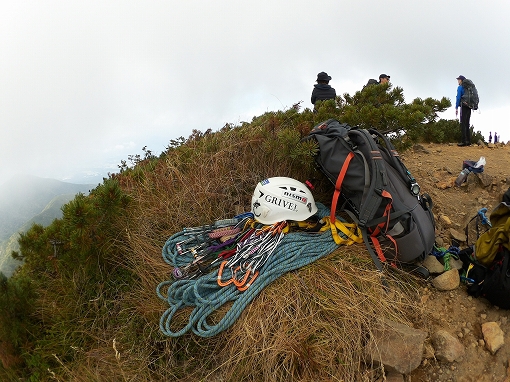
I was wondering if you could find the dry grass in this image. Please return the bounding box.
[209,249,423,382]
[114,228,425,382]
[56,115,428,381]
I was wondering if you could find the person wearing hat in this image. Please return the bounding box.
[378,74,390,84]
[455,75,471,146]
[362,74,389,89]
[311,72,336,111]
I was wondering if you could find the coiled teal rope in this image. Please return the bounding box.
[157,203,343,338]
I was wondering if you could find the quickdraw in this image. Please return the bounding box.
[169,212,360,291]
[171,213,254,280]
[217,221,286,291]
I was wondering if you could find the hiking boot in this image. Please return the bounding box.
[457,142,469,147]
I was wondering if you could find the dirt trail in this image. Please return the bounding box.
[401,142,510,381]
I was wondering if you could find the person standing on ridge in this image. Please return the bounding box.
[455,75,472,146]
[489,131,492,143]
[363,74,390,89]
[311,72,336,111]
[378,74,390,84]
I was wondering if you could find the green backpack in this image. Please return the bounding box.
[474,200,510,266]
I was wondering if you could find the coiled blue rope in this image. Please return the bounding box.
[156,203,343,338]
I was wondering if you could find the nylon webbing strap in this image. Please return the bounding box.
[330,151,355,223]
[321,216,363,246]
[359,228,381,270]
[369,235,387,263]
[370,189,393,237]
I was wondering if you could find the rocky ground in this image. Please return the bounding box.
[395,141,510,382]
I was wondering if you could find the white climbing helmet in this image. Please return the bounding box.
[251,177,318,224]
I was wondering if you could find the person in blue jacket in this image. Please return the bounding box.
[311,72,336,111]
[455,75,471,146]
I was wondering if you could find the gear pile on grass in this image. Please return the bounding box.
[119,122,430,381]
[156,191,363,338]
[153,176,426,380]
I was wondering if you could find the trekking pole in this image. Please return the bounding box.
[478,208,492,227]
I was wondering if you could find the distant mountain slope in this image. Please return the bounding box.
[0,193,85,277]
[0,176,95,276]
[0,175,94,241]
[0,233,22,277]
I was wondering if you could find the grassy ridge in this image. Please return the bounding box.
[0,94,457,381]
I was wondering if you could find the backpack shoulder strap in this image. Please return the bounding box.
[329,151,355,222]
[324,129,387,275]
[368,128,418,194]
[349,129,388,227]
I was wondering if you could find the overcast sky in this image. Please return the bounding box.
[1,1,509,186]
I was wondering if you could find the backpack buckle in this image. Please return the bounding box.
[410,182,420,196]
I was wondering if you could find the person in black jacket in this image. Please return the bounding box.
[311,72,336,111]
[378,73,390,84]
[365,78,379,87]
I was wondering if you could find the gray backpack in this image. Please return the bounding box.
[305,119,435,276]
[462,79,479,110]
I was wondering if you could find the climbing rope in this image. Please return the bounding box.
[431,244,461,271]
[156,203,360,338]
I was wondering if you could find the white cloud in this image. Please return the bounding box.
[1,0,509,184]
[109,142,135,152]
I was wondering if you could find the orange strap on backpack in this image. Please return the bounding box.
[330,152,355,223]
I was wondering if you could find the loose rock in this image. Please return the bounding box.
[481,321,505,355]
[423,255,445,274]
[385,370,404,382]
[431,330,465,362]
[448,257,464,271]
[432,269,460,291]
[439,214,452,226]
[449,228,467,243]
[365,318,427,375]
[476,172,494,188]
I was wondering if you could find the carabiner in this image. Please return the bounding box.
[232,267,251,288]
[217,261,235,287]
[237,271,259,292]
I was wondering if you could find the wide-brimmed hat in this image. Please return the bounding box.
[317,72,332,82]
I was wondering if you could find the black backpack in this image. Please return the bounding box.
[459,246,510,309]
[461,79,479,110]
[364,79,379,88]
[304,119,436,275]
